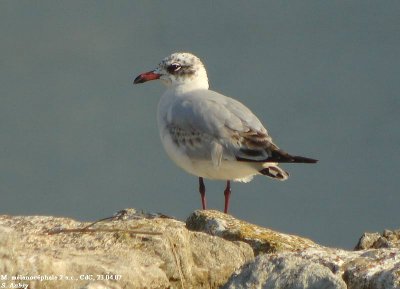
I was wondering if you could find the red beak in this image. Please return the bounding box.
[133,71,161,84]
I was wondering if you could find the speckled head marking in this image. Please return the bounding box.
[156,52,209,88]
[134,52,209,90]
[160,53,200,76]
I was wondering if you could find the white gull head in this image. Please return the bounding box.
[134,52,209,90]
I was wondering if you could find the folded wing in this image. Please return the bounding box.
[166,89,317,164]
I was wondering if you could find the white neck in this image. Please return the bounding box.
[164,67,209,94]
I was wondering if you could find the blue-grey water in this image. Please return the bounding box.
[1,1,399,249]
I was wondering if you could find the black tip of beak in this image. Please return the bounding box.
[133,75,145,84]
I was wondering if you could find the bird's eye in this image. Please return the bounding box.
[167,63,182,74]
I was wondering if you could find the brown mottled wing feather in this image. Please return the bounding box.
[226,126,279,162]
[231,128,317,163]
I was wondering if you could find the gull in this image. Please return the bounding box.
[133,52,317,213]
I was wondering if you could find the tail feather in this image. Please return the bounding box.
[259,165,289,181]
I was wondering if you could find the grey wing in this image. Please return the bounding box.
[167,89,279,163]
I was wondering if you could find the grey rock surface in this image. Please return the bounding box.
[222,254,347,289]
[221,246,400,289]
[342,249,400,289]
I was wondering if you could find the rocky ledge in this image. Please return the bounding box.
[0,209,399,289]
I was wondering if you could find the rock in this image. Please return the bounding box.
[355,229,400,250]
[222,254,347,289]
[187,211,400,289]
[342,249,400,289]
[186,210,318,255]
[0,224,21,274]
[355,232,382,250]
[1,209,399,289]
[0,209,253,289]
[222,245,400,289]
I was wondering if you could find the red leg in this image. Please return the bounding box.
[224,180,231,213]
[199,177,206,210]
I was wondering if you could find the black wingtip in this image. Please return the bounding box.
[292,156,318,163]
[266,149,318,163]
[265,156,318,163]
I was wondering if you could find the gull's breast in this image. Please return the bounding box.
[159,126,258,182]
